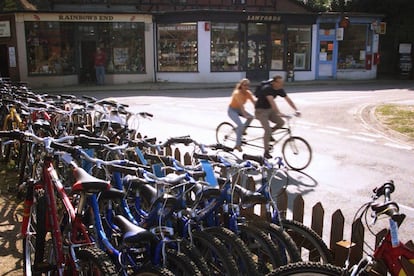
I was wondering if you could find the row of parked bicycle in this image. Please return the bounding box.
[1,80,411,276]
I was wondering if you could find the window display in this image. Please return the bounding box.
[25,21,146,76]
[286,26,311,70]
[157,23,198,72]
[338,24,368,69]
[26,22,76,75]
[211,23,241,72]
[108,22,146,73]
[270,24,285,70]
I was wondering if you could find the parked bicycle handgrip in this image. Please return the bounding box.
[144,153,174,165]
[193,152,221,163]
[165,136,193,146]
[371,201,405,226]
[210,143,234,152]
[50,141,78,156]
[242,154,265,165]
[373,180,395,200]
[74,135,109,146]
[107,163,141,176]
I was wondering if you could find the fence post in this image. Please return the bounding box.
[292,195,304,223]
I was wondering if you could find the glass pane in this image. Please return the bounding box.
[211,23,240,72]
[286,25,311,70]
[109,22,146,73]
[270,24,284,70]
[338,24,367,69]
[157,23,198,72]
[247,23,267,70]
[319,41,333,61]
[26,22,75,75]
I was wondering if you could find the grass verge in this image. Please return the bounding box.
[375,104,414,139]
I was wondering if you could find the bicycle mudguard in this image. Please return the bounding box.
[200,159,218,187]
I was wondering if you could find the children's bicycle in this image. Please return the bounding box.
[216,114,312,170]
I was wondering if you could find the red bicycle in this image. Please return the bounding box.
[0,130,118,275]
[267,180,414,276]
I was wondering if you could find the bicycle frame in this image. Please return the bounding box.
[349,221,414,276]
[21,155,97,274]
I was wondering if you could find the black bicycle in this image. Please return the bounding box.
[216,114,312,170]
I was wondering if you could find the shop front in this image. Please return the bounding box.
[316,14,383,80]
[14,13,153,87]
[155,11,316,83]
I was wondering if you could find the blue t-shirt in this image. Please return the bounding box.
[255,84,287,109]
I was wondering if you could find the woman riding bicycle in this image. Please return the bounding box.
[227,78,256,152]
[255,75,300,159]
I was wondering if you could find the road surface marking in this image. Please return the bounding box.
[347,135,376,143]
[383,143,413,150]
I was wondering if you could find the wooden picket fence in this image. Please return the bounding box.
[158,145,412,270]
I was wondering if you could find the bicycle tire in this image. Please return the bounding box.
[215,122,237,149]
[72,246,118,275]
[180,239,211,276]
[267,261,343,276]
[190,230,239,275]
[163,248,202,276]
[248,220,302,264]
[281,136,312,171]
[133,266,175,275]
[281,219,334,264]
[237,223,284,274]
[204,226,259,276]
[23,188,60,275]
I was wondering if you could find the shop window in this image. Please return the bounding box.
[211,23,241,72]
[338,24,368,69]
[25,21,146,76]
[319,41,334,61]
[286,26,311,71]
[25,22,76,75]
[157,23,198,72]
[108,22,146,73]
[270,24,284,70]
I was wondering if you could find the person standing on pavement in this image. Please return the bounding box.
[255,75,300,158]
[228,78,256,152]
[94,47,107,85]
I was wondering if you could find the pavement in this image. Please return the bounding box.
[32,77,414,95]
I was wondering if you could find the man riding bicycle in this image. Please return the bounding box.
[255,75,300,159]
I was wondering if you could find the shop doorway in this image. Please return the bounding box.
[317,40,335,79]
[79,41,97,84]
[0,45,9,78]
[246,23,269,82]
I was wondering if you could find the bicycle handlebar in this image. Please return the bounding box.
[370,180,405,225]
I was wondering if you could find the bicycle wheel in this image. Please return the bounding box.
[248,220,302,264]
[267,262,342,276]
[180,239,211,276]
[204,226,259,276]
[281,136,312,171]
[216,122,237,149]
[73,246,118,275]
[281,219,334,264]
[163,248,202,276]
[237,224,283,274]
[23,188,57,275]
[190,230,239,275]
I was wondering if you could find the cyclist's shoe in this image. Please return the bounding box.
[234,145,243,152]
[264,151,272,159]
[270,136,276,142]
